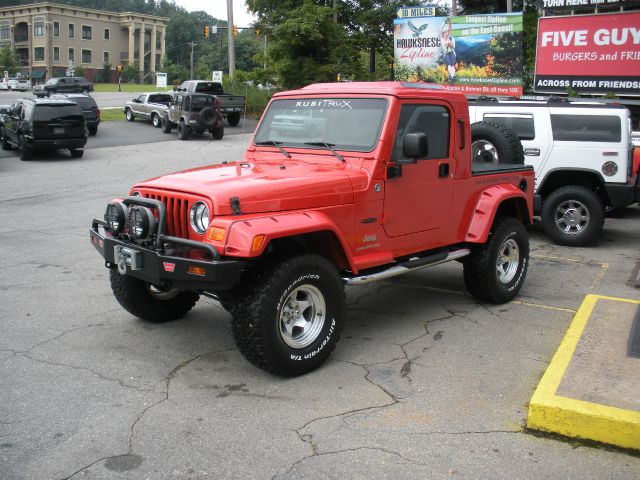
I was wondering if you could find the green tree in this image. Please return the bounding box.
[0,46,17,75]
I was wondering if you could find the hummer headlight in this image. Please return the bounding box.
[129,206,156,240]
[104,202,128,234]
[190,201,210,234]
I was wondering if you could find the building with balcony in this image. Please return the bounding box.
[0,2,168,82]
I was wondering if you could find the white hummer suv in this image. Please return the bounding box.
[469,98,638,246]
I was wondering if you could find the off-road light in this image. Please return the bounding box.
[104,202,128,234]
[129,206,156,240]
[602,161,618,177]
[190,201,210,234]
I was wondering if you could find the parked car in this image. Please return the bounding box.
[32,77,93,97]
[174,80,244,126]
[161,92,224,140]
[468,97,638,246]
[0,77,29,91]
[51,93,100,135]
[0,97,87,160]
[123,92,173,127]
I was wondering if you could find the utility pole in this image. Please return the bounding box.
[227,0,235,78]
[333,0,337,23]
[188,41,197,79]
[451,0,457,15]
[507,0,513,12]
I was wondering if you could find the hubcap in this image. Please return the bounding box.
[279,284,326,349]
[554,200,590,235]
[496,238,520,284]
[472,140,499,163]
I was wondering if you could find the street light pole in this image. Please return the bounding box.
[188,41,197,79]
[227,0,235,78]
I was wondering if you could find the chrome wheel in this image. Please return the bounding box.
[279,284,326,349]
[554,199,590,236]
[472,139,499,163]
[496,238,519,284]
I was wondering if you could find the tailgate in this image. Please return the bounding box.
[217,95,244,109]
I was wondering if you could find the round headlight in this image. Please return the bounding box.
[104,202,128,234]
[129,206,156,239]
[190,201,210,234]
[602,161,618,177]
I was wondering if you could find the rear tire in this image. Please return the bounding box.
[125,109,135,122]
[227,112,241,127]
[232,254,346,376]
[211,125,224,140]
[18,135,32,161]
[541,186,604,247]
[87,125,98,136]
[0,127,11,150]
[463,216,529,304]
[177,120,189,140]
[109,269,200,323]
[471,121,524,165]
[70,149,84,158]
[151,113,161,128]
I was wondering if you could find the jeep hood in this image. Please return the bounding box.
[135,160,355,215]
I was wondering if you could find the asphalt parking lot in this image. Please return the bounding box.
[1,134,640,480]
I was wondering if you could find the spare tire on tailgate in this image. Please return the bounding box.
[471,121,524,165]
[198,107,217,130]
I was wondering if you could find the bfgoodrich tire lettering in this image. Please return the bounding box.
[231,254,346,376]
[463,216,529,304]
[109,269,199,323]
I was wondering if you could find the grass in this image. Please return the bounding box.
[93,83,171,93]
[99,107,125,121]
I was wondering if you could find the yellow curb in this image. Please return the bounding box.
[527,294,640,451]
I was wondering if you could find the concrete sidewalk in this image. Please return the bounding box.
[528,294,640,451]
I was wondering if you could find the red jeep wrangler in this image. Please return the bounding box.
[90,82,534,376]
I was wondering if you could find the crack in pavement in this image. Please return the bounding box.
[61,347,235,480]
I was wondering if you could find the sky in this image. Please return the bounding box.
[172,0,257,27]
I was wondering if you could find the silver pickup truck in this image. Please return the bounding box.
[123,92,174,127]
[174,80,245,126]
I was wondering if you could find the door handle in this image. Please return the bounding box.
[524,148,540,156]
[439,163,449,178]
[602,151,618,157]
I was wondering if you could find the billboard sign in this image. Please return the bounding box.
[536,0,640,13]
[393,13,523,96]
[534,12,640,95]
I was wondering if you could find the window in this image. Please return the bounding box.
[82,49,91,64]
[68,47,74,63]
[392,104,450,161]
[0,22,9,41]
[103,51,110,64]
[484,114,536,141]
[68,23,75,39]
[34,47,44,62]
[34,18,44,37]
[82,25,92,40]
[53,21,59,37]
[53,46,60,62]
[551,114,622,143]
[104,28,110,40]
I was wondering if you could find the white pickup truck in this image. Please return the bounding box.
[0,77,29,91]
[469,97,638,246]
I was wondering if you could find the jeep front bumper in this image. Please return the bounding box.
[90,219,243,292]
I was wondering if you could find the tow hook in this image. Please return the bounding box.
[114,245,142,275]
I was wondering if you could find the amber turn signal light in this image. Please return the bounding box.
[207,226,225,242]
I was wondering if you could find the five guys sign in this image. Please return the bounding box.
[534,12,640,95]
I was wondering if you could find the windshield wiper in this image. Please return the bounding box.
[303,142,345,162]
[254,140,291,158]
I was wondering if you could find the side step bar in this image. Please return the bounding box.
[344,248,471,286]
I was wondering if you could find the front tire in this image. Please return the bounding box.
[541,186,604,246]
[0,127,11,150]
[109,269,200,323]
[232,254,346,376]
[125,109,135,122]
[471,121,524,165]
[463,216,529,304]
[161,116,173,133]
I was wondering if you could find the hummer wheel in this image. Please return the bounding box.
[232,254,346,376]
[109,269,199,323]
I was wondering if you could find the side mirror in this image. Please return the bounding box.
[399,133,428,164]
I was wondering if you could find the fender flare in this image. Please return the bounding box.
[215,210,355,270]
[465,184,531,244]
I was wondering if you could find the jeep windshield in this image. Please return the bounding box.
[254,98,387,152]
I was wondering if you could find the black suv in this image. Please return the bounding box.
[51,93,100,135]
[0,98,87,160]
[32,77,94,97]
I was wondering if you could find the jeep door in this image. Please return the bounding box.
[383,102,455,237]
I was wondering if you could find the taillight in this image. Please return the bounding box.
[96,108,101,119]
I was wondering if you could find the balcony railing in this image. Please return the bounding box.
[14,34,28,42]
